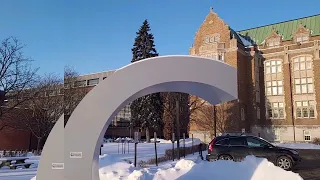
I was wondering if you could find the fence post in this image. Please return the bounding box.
[199,143,203,160]
[154,132,158,166]
[183,133,186,158]
[118,141,120,154]
[134,142,138,167]
[122,142,124,154]
[192,134,194,155]
[172,133,175,161]
[128,141,130,154]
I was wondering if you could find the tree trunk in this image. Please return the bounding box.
[36,137,42,154]
[146,127,150,143]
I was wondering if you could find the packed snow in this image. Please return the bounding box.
[1,138,316,180]
[31,153,302,180]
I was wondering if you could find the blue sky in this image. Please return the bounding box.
[1,0,319,76]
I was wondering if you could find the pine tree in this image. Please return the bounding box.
[130,19,163,143]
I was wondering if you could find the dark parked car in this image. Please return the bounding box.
[206,135,302,170]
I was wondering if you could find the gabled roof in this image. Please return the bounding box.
[230,28,253,47]
[237,14,320,45]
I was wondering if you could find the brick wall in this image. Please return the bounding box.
[189,9,320,142]
[0,124,37,150]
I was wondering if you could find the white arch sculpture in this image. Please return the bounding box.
[36,55,238,180]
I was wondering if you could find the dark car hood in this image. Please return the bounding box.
[274,146,296,151]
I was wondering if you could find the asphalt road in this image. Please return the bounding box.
[293,149,320,180]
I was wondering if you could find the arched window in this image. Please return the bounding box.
[295,101,315,119]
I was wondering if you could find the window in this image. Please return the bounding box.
[273,129,280,141]
[257,107,260,119]
[48,90,56,96]
[58,89,64,95]
[294,78,313,94]
[74,80,86,87]
[265,60,282,74]
[218,43,225,49]
[296,35,309,43]
[229,137,246,146]
[293,56,312,71]
[303,130,311,141]
[266,80,283,96]
[246,137,269,147]
[215,138,229,146]
[267,102,284,119]
[241,128,245,133]
[87,78,99,86]
[267,38,280,47]
[296,101,315,118]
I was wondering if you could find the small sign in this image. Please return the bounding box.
[52,163,64,169]
[70,152,82,158]
[134,132,141,142]
[242,128,246,133]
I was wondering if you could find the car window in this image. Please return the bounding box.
[229,137,246,146]
[246,137,268,147]
[215,138,229,146]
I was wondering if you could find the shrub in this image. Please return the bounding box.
[313,137,320,145]
[138,160,147,168]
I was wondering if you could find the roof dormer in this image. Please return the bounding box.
[264,28,282,48]
[293,23,311,43]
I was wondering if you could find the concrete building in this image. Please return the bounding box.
[189,8,320,143]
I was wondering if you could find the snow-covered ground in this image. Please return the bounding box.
[1,139,318,180]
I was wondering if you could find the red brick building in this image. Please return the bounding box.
[189,8,320,143]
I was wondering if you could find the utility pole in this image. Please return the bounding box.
[214,105,217,137]
[176,99,180,160]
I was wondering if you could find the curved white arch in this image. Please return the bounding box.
[36,115,64,180]
[37,55,238,180]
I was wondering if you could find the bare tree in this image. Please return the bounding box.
[63,66,88,126]
[162,92,191,140]
[0,37,38,120]
[190,100,237,138]
[20,74,64,151]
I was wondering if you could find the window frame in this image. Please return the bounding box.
[294,77,314,94]
[266,80,283,96]
[245,137,273,148]
[303,130,311,142]
[267,102,285,119]
[87,78,99,86]
[265,60,282,75]
[228,137,247,147]
[295,100,316,119]
[292,55,313,72]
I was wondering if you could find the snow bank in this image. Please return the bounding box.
[154,156,302,180]
[274,143,320,149]
[30,155,302,180]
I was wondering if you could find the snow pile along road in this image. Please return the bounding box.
[30,154,303,180]
[153,156,302,180]
[97,155,302,180]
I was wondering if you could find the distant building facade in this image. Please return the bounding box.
[189,8,320,143]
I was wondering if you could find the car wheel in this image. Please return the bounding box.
[276,156,292,170]
[218,155,233,161]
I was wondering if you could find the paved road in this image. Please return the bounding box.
[293,149,320,180]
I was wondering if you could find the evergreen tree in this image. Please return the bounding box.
[130,20,163,143]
